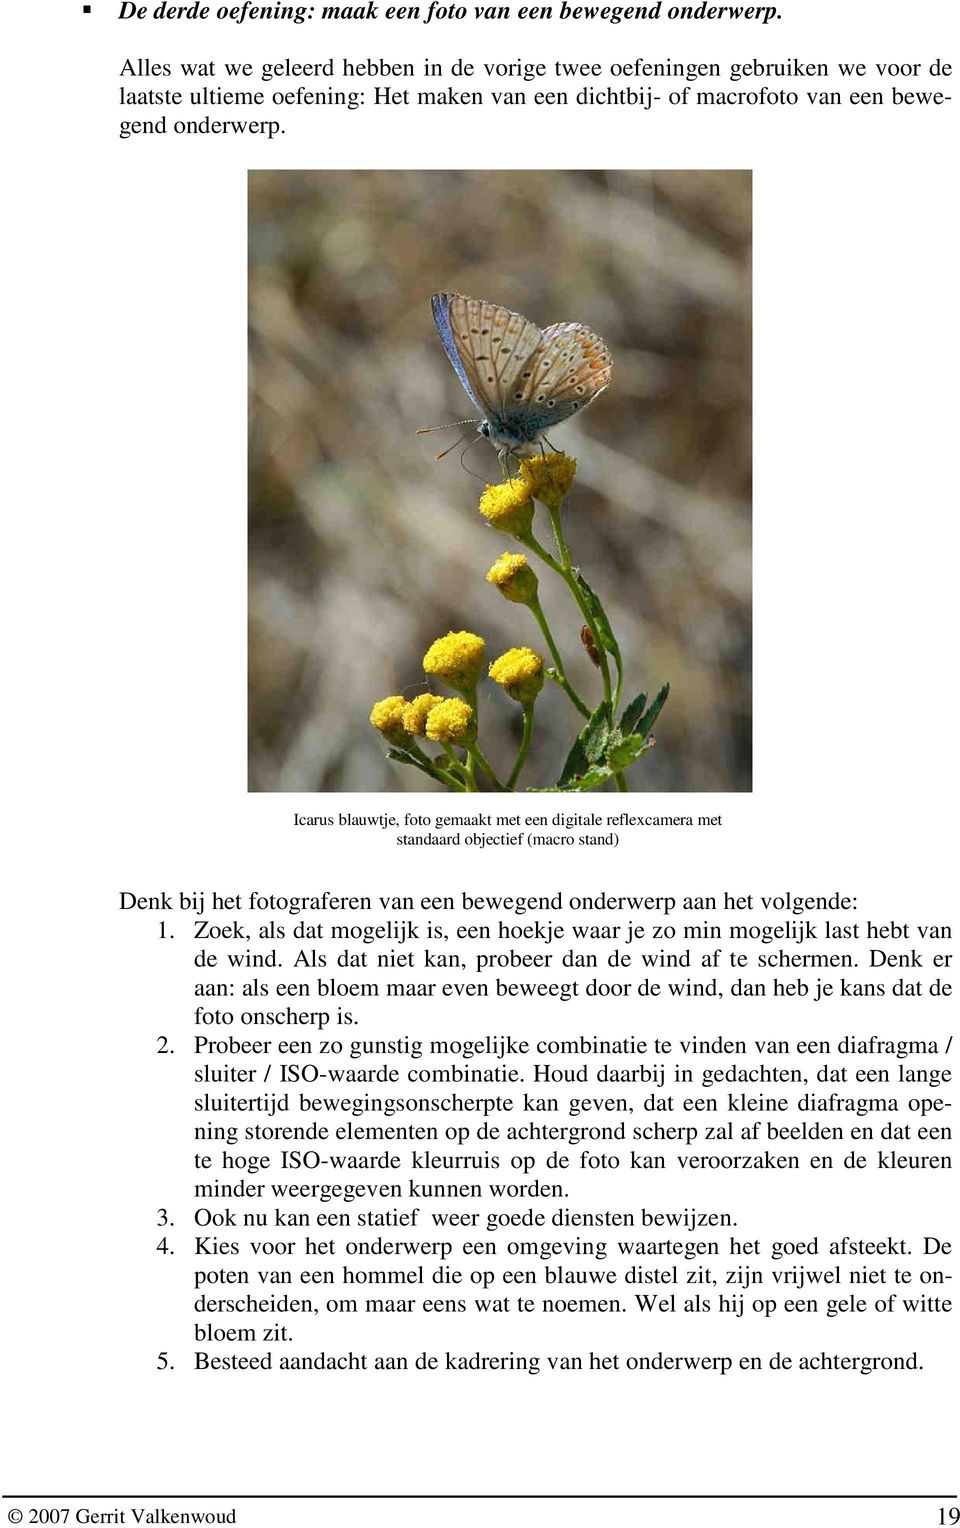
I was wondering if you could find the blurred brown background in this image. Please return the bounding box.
[249,169,751,793]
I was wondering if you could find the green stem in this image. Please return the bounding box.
[395,740,466,791]
[440,757,472,789]
[522,527,610,699]
[429,763,469,791]
[507,705,535,790]
[415,746,464,790]
[519,528,565,578]
[469,742,504,791]
[441,742,475,791]
[528,511,628,794]
[528,597,590,720]
[546,506,614,708]
[462,684,481,789]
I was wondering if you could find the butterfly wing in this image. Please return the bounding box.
[508,322,613,428]
[430,293,483,412]
[431,293,543,418]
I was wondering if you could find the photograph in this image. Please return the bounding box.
[248,168,752,793]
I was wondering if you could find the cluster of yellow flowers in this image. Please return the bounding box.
[369,619,544,788]
[477,454,578,534]
[369,447,665,793]
[369,691,476,745]
[369,455,586,790]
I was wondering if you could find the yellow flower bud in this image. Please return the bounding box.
[369,696,409,740]
[425,697,476,745]
[401,693,445,736]
[423,630,486,692]
[478,476,535,537]
[489,646,545,705]
[520,452,577,511]
[485,552,539,606]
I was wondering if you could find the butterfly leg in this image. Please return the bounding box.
[458,434,488,480]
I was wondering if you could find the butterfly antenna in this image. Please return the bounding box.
[416,419,478,436]
[434,432,472,462]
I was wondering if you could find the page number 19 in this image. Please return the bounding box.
[937,1510,960,1525]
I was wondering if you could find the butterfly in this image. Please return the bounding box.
[426,292,612,466]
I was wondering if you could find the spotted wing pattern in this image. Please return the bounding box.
[433,294,544,418]
[511,322,613,427]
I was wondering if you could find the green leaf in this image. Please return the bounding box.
[634,682,670,741]
[386,747,444,783]
[558,701,612,787]
[529,765,613,793]
[606,733,655,771]
[574,570,623,692]
[619,690,647,736]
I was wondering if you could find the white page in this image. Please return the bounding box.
[3,3,958,1526]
